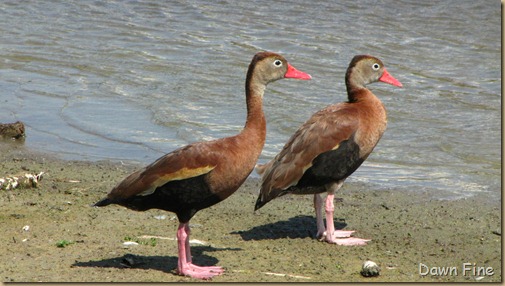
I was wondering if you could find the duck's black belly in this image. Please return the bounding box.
[289,138,364,194]
[115,173,221,223]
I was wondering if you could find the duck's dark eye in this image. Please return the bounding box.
[273,60,283,67]
[372,63,380,71]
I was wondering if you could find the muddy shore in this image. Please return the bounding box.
[0,143,501,282]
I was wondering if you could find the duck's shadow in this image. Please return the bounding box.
[72,245,238,274]
[231,215,347,241]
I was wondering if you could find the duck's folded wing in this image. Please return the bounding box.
[259,106,358,201]
[107,143,218,200]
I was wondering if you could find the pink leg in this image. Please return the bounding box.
[321,182,371,246]
[176,222,224,279]
[314,193,325,239]
[184,223,191,262]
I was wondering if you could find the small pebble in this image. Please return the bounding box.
[361,260,380,277]
[121,255,135,268]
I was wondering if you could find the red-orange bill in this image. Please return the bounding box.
[379,69,402,87]
[285,64,312,80]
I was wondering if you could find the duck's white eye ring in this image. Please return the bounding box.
[273,59,283,67]
[372,63,380,70]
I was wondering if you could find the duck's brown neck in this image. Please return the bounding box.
[345,73,387,124]
[346,87,369,103]
[242,77,266,142]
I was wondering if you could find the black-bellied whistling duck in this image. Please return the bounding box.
[93,51,311,279]
[255,55,402,246]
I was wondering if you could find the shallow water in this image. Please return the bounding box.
[0,0,500,200]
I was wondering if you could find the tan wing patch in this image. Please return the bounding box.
[138,165,215,196]
[285,161,313,187]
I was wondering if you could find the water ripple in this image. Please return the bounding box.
[0,0,499,200]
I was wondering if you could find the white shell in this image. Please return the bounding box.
[361,260,380,277]
[123,241,139,246]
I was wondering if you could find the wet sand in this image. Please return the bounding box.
[0,143,501,282]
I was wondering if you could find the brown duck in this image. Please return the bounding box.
[255,55,402,245]
[94,51,311,279]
